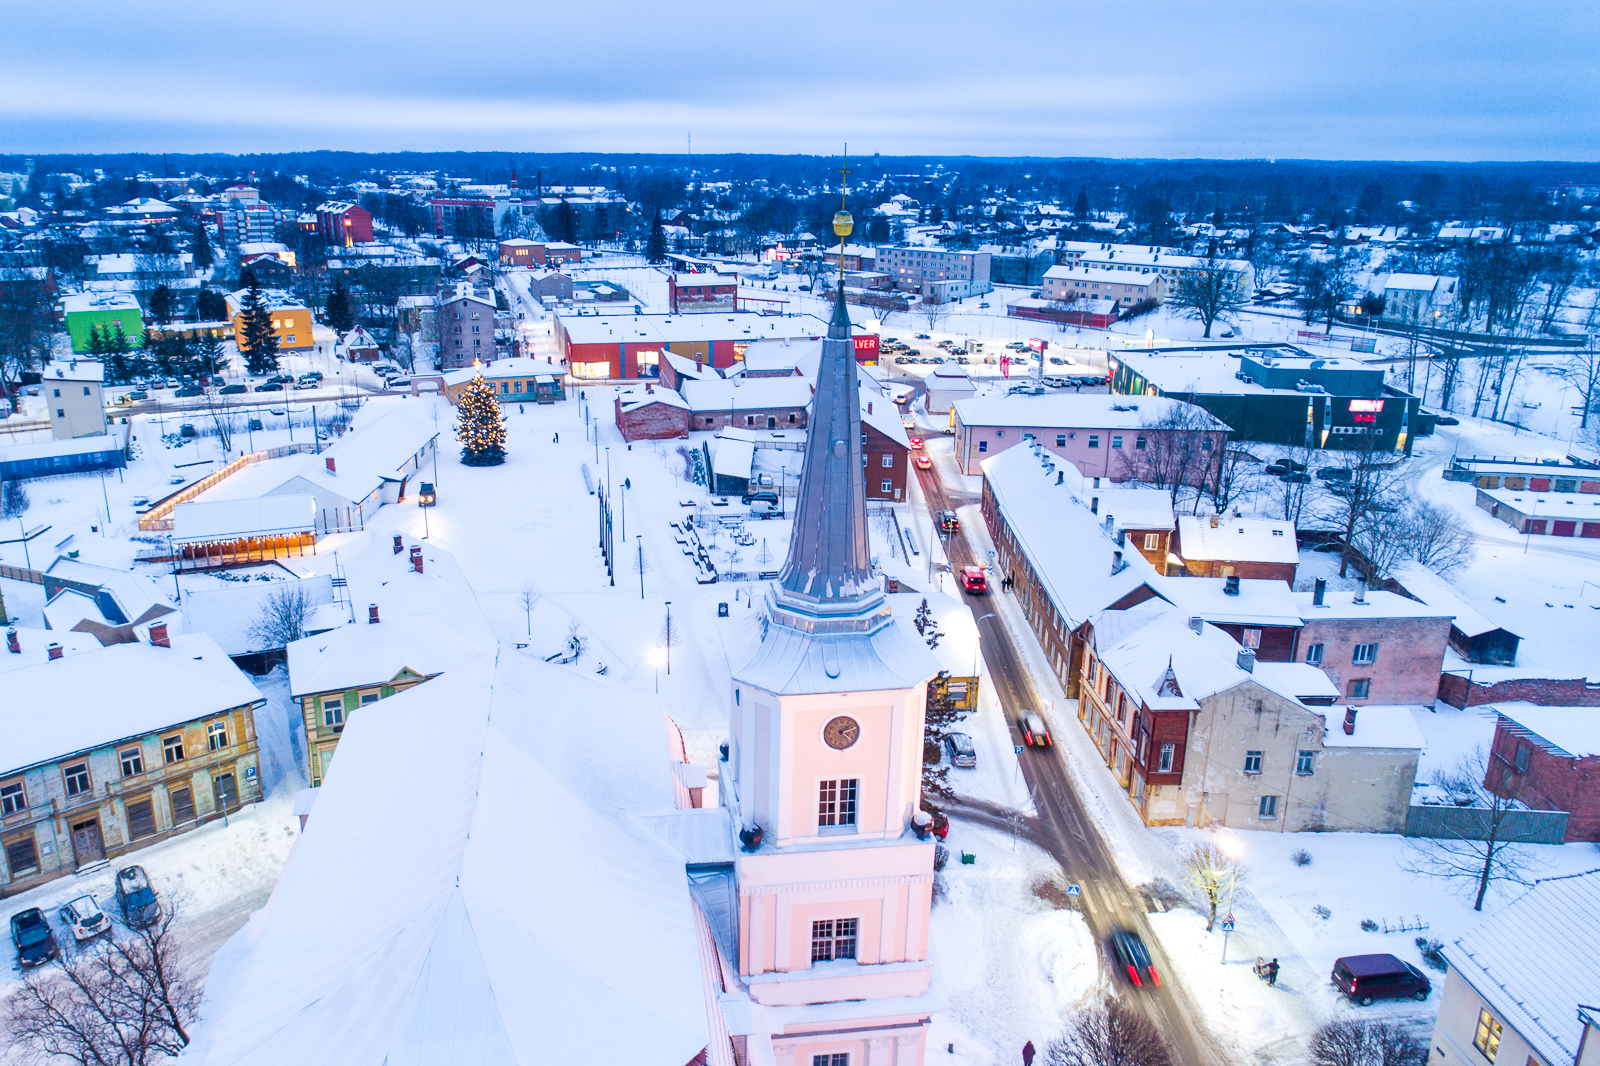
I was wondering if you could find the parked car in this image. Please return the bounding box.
[10,908,58,967]
[58,895,109,941]
[959,564,988,594]
[174,385,204,398]
[115,865,161,927]
[254,382,284,392]
[293,380,318,390]
[388,378,411,388]
[915,333,930,340]
[219,383,248,395]
[978,302,990,309]
[1331,954,1430,1006]
[914,454,932,470]
[1317,467,1353,482]
[1265,459,1307,476]
[302,370,324,382]
[164,378,181,389]
[1009,384,1047,396]
[943,732,977,768]
[1112,928,1161,987]
[125,389,149,401]
[1021,711,1052,747]
[1280,471,1311,484]
[1435,415,1460,426]
[937,510,959,533]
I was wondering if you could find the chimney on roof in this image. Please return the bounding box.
[1313,578,1326,606]
[1092,477,1100,488]
[1188,615,1204,635]
[1090,496,1099,514]
[47,642,63,661]
[393,533,404,555]
[148,621,170,648]
[1104,514,1114,536]
[1354,580,1367,605]
[1343,707,1358,735]
[410,545,424,573]
[1210,513,1220,528]
[6,627,18,654]
[1237,647,1255,673]
[1111,550,1125,575]
[1224,575,1241,596]
[1056,470,1064,485]
[325,457,336,475]
[368,603,380,624]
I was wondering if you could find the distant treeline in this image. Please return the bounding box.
[7,151,1600,226]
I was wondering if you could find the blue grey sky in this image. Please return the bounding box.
[3,0,1596,160]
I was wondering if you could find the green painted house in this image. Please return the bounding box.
[62,292,145,354]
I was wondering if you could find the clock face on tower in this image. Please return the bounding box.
[823,716,860,750]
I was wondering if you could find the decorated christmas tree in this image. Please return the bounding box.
[455,372,507,466]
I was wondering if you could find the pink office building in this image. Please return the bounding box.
[952,392,1230,482]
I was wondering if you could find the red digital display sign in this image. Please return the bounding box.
[853,334,880,364]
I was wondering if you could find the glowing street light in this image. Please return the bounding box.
[649,645,666,693]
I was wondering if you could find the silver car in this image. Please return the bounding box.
[58,895,109,941]
[943,732,977,768]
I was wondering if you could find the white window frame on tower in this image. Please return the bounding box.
[817,778,858,833]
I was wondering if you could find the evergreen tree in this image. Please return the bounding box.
[149,283,176,325]
[325,281,354,333]
[238,274,280,376]
[194,286,228,322]
[557,199,577,244]
[191,221,214,269]
[454,373,507,466]
[645,209,667,263]
[1073,187,1091,218]
[87,324,107,357]
[194,330,225,374]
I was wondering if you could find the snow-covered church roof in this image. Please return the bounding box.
[188,649,710,1065]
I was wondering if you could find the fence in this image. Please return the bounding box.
[1403,804,1569,844]
[0,563,44,584]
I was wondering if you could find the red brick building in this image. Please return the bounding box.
[1487,704,1600,842]
[498,238,545,267]
[615,386,691,442]
[1292,585,1454,705]
[315,201,375,247]
[1173,514,1298,582]
[557,312,826,380]
[669,273,738,313]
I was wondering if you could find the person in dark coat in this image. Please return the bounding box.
[1265,958,1280,986]
[1022,1040,1036,1065]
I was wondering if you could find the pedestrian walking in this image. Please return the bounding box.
[519,404,525,414]
[1022,1040,1036,1066]
[553,432,559,443]
[1266,958,1279,986]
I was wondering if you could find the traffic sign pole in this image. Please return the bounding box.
[1220,911,1236,961]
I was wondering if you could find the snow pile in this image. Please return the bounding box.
[1019,911,1096,1015]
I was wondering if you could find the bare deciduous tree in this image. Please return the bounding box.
[1167,262,1248,339]
[1404,747,1540,911]
[1405,500,1477,577]
[1558,337,1600,431]
[247,583,316,649]
[6,901,198,1065]
[518,582,540,635]
[1312,438,1404,578]
[1046,999,1173,1066]
[1180,841,1247,932]
[1118,402,1224,509]
[202,392,240,455]
[918,298,951,333]
[1308,1018,1429,1066]
[1207,447,1259,516]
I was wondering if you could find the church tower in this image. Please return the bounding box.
[726,222,942,1062]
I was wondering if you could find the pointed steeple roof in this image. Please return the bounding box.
[769,290,890,634]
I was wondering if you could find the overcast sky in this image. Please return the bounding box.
[3,0,1596,161]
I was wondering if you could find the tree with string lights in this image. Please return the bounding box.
[454,372,507,466]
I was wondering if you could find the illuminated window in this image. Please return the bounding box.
[1242,628,1262,649]
[1473,1009,1502,1061]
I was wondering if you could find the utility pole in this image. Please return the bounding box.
[637,535,645,599]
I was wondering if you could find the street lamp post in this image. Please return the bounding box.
[665,600,672,673]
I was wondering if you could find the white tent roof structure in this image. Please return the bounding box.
[189,649,711,1065]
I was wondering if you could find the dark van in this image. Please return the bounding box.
[1332,954,1431,1006]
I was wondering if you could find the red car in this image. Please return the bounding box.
[910,436,924,449]
[914,454,932,470]
[959,565,987,593]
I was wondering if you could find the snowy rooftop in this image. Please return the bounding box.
[336,536,496,651]
[1113,348,1311,397]
[0,627,103,672]
[1043,265,1161,284]
[1479,487,1600,517]
[441,357,564,388]
[559,312,826,347]
[1156,576,1304,627]
[680,375,813,413]
[1489,702,1600,758]
[286,613,486,698]
[618,384,690,413]
[1093,602,1251,712]
[61,291,141,314]
[1294,588,1454,621]
[1381,272,1446,291]
[954,393,1226,432]
[44,557,175,622]
[188,650,709,1065]
[1253,662,1340,704]
[1391,561,1506,639]
[1445,870,1600,1066]
[1319,704,1426,749]
[0,633,264,775]
[173,495,316,543]
[1176,515,1299,565]
[0,433,125,464]
[928,360,976,386]
[981,444,1160,629]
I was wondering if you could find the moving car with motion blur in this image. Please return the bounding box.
[914,454,932,471]
[1021,711,1052,747]
[959,565,988,593]
[1112,928,1161,987]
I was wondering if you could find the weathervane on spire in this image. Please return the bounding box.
[832,145,852,288]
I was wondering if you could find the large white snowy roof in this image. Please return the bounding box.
[559,312,826,346]
[1156,575,1303,627]
[954,392,1226,432]
[1176,514,1299,566]
[0,633,263,774]
[980,444,1160,629]
[1391,561,1504,638]
[286,613,486,698]
[681,375,814,414]
[1445,870,1600,1066]
[1489,702,1600,758]
[1293,588,1453,621]
[189,650,709,1066]
[173,495,316,543]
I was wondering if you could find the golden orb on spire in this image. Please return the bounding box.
[832,210,853,237]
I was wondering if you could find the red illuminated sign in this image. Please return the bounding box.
[853,335,880,364]
[1027,337,1048,351]
[1348,399,1385,413]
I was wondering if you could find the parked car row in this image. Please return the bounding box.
[7,866,161,968]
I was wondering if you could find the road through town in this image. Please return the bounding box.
[913,455,1230,1066]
